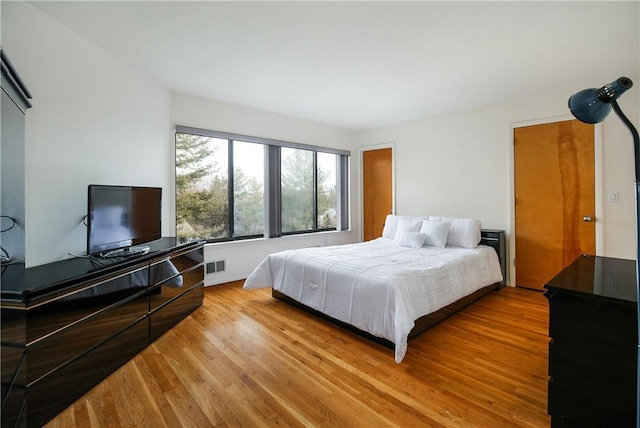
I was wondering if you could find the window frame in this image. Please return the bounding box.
[175,126,350,243]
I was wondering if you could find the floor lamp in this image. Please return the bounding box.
[568,76,640,423]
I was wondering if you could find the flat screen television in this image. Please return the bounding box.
[87,185,162,257]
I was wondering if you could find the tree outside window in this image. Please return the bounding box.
[281,148,314,233]
[281,148,338,233]
[175,133,228,243]
[317,152,337,230]
[233,141,264,237]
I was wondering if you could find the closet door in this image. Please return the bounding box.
[363,148,392,241]
[514,120,595,290]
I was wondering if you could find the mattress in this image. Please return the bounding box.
[243,238,503,362]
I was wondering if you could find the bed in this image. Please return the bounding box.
[243,215,505,363]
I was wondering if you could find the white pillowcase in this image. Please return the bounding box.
[419,220,451,248]
[381,214,399,239]
[382,215,426,239]
[428,216,482,248]
[394,218,423,237]
[394,231,427,248]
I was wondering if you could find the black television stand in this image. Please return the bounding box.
[1,238,204,427]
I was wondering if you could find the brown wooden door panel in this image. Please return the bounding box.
[514,120,595,289]
[363,148,392,241]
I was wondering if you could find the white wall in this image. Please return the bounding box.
[355,77,640,285]
[2,2,172,267]
[170,92,358,285]
[171,92,357,152]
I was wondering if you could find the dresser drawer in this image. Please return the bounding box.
[26,317,149,428]
[25,288,148,384]
[548,373,636,426]
[0,346,26,428]
[548,338,635,407]
[19,263,150,345]
[149,247,204,312]
[548,292,636,345]
[150,282,203,340]
[548,336,636,378]
[149,246,203,287]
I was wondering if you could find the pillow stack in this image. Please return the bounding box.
[419,220,450,247]
[382,215,425,239]
[382,214,482,249]
[428,216,482,248]
[392,218,425,248]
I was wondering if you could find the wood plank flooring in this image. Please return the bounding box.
[45,282,550,427]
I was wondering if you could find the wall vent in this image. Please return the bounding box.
[206,260,226,274]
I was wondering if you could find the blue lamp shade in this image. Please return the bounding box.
[568,77,633,124]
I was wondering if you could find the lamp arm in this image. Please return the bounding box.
[610,99,640,183]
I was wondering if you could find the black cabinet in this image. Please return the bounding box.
[0,238,204,427]
[544,255,637,427]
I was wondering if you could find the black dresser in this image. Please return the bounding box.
[544,254,637,427]
[1,238,205,427]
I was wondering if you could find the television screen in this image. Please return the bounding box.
[87,185,162,256]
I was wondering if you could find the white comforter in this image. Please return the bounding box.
[243,238,503,363]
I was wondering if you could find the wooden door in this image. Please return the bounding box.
[363,148,392,241]
[514,120,595,290]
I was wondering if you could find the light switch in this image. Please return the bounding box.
[608,191,619,203]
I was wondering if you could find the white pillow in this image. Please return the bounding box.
[382,215,427,239]
[394,232,427,248]
[419,220,450,248]
[395,218,423,237]
[381,215,399,239]
[428,216,482,248]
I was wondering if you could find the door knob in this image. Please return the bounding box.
[583,215,594,222]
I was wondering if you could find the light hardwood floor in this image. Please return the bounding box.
[46,282,550,427]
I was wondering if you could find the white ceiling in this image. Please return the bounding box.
[30,1,640,130]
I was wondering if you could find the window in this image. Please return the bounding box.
[175,133,229,241]
[175,126,349,243]
[280,149,338,234]
[233,141,265,237]
[317,152,337,230]
[281,148,314,233]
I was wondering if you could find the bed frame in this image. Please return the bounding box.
[272,229,507,350]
